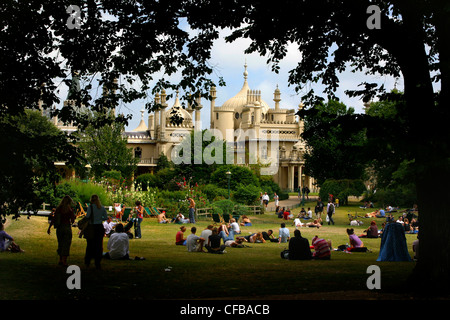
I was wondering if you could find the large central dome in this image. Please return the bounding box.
[221,63,270,114]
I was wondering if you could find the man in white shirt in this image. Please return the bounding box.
[104,223,129,260]
[103,216,116,237]
[262,192,270,208]
[278,223,290,243]
[229,218,241,234]
[200,225,213,247]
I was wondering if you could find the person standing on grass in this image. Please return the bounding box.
[134,200,144,238]
[262,192,270,208]
[84,194,108,270]
[315,197,324,220]
[327,200,335,225]
[187,197,196,224]
[47,195,75,266]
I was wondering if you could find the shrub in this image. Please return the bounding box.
[211,199,235,215]
[211,199,250,216]
[155,168,177,190]
[370,184,417,208]
[319,179,367,205]
[103,170,122,181]
[66,179,110,206]
[232,184,261,205]
[134,173,159,191]
[200,184,229,202]
[46,181,80,208]
[210,165,259,190]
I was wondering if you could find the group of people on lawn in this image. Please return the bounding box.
[174,219,332,260]
[3,192,419,267]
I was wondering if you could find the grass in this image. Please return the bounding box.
[0,201,420,300]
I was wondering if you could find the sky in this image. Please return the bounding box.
[121,28,401,131]
[53,20,402,132]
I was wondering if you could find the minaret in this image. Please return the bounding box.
[160,89,167,141]
[186,92,194,119]
[274,85,281,110]
[153,93,160,140]
[195,93,202,131]
[210,86,216,129]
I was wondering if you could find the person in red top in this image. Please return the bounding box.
[311,235,331,260]
[47,195,76,266]
[176,226,187,245]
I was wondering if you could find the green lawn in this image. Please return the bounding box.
[0,201,419,300]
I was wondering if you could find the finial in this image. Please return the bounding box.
[243,60,248,81]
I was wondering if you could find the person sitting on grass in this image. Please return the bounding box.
[158,211,171,224]
[239,215,252,227]
[283,208,291,220]
[311,236,331,260]
[278,223,290,243]
[175,226,187,245]
[103,223,145,260]
[287,229,312,260]
[206,227,226,254]
[359,221,378,238]
[298,207,306,218]
[200,225,214,247]
[346,228,368,252]
[261,230,279,242]
[186,227,205,252]
[172,212,190,224]
[0,223,24,253]
[218,224,237,243]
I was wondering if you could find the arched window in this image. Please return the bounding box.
[134,147,142,159]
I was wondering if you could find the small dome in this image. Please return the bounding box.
[132,109,148,132]
[166,92,192,123]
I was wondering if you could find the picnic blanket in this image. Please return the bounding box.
[376,222,412,262]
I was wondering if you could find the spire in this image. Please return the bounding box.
[132,108,148,132]
[243,60,248,82]
[274,85,281,110]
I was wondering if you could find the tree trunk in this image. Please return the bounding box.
[412,163,450,294]
[409,1,450,294]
